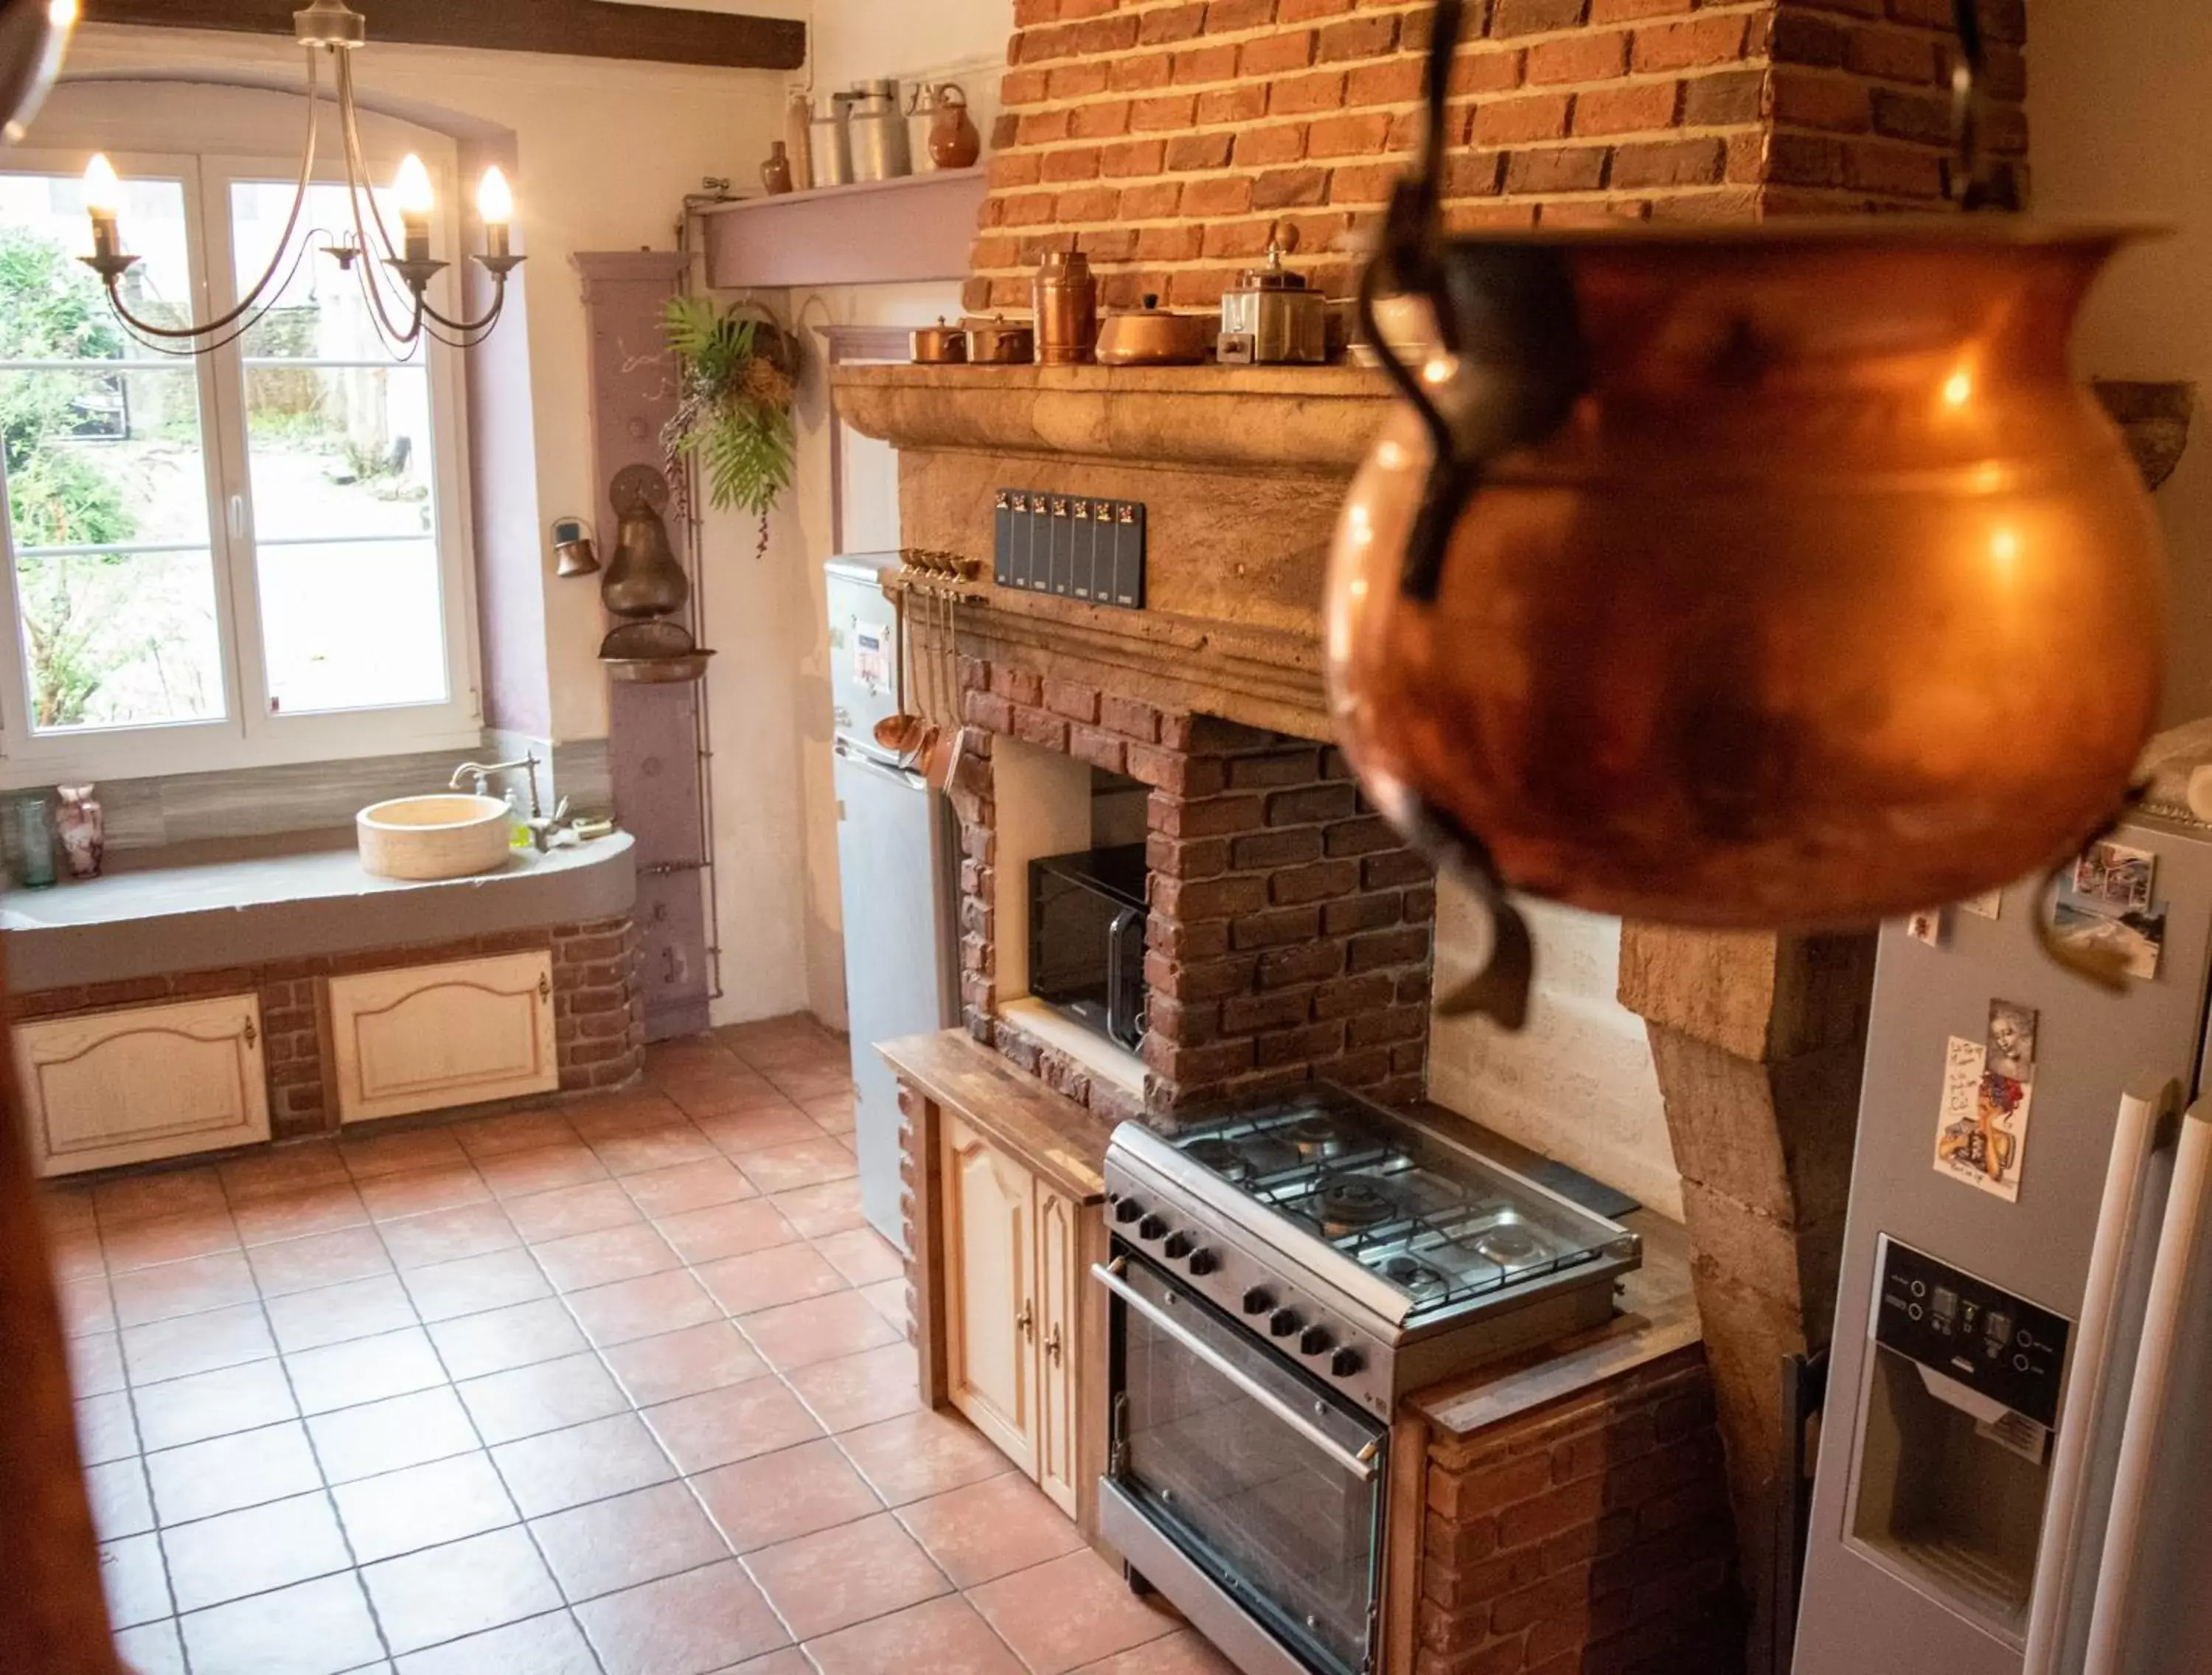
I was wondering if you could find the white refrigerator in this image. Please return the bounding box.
[1795,809,2212,1674]
[826,555,961,1247]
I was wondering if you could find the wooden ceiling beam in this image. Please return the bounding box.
[80,0,807,72]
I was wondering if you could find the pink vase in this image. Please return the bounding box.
[55,784,103,880]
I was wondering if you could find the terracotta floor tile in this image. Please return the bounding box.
[401,1248,552,1323]
[358,1165,493,1223]
[780,1341,921,1434]
[738,1290,900,1372]
[858,1277,908,1330]
[146,1420,321,1525]
[161,1489,352,1612]
[835,1410,1014,1507]
[720,1651,814,1675]
[99,1532,173,1629]
[102,1209,241,1272]
[813,1226,905,1287]
[178,1572,383,1675]
[491,1411,675,1518]
[529,1479,727,1601]
[804,1593,1029,1675]
[232,1184,372,1247]
[111,1250,258,1327]
[122,1301,274,1385]
[60,1275,117,1337]
[563,1267,720,1348]
[641,1377,821,1474]
[767,1178,869,1239]
[361,1525,563,1655]
[968,1549,1180,1675]
[672,1079,795,1124]
[309,1386,481,1485]
[133,1358,296,1452]
[573,1559,790,1675]
[896,1472,1086,1588]
[564,1089,685,1141]
[393,1609,598,1675]
[76,1389,138,1465]
[219,1141,352,1205]
[618,1157,754,1219]
[745,1510,948,1640]
[590,1118,722,1178]
[377,1201,520,1270]
[694,1242,846,1317]
[599,1320,768,1407]
[504,1179,641,1244]
[453,1107,579,1160]
[690,1437,880,1553]
[334,1450,519,1563]
[247,1225,394,1298]
[265,1273,418,1354]
[1071,1628,1242,1674]
[49,1224,107,1283]
[112,1617,186,1675]
[655,1199,799,1266]
[532,1222,681,1294]
[69,1328,126,1396]
[96,1168,226,1227]
[770,1071,854,1108]
[285,1326,448,1415]
[430,1296,589,1381]
[460,1351,629,1445]
[86,1456,153,1539]
[692,1107,823,1157]
[479,1141,613,1200]
[341,1127,470,1181]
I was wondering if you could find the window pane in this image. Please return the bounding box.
[245,363,435,541]
[231,180,420,363]
[0,170,227,735]
[257,537,445,715]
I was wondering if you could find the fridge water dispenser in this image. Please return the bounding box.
[1842,1238,2073,1637]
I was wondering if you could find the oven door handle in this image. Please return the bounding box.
[1091,1259,1382,1483]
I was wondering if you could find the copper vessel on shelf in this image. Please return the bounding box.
[1329,0,2164,1025]
[963,313,1033,364]
[1094,294,1211,366]
[1033,242,1096,366]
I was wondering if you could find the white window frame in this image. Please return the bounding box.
[0,145,482,787]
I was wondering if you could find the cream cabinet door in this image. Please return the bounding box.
[328,950,559,1124]
[1033,1183,1081,1516]
[940,1112,1038,1477]
[15,994,270,1177]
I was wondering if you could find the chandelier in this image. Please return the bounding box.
[77,0,521,356]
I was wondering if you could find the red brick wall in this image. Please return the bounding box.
[10,916,644,1141]
[966,0,2028,313]
[952,655,1435,1118]
[1421,1350,1738,1675]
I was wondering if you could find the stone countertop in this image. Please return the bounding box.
[877,1028,1119,1203]
[1,829,637,992]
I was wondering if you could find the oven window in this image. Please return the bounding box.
[1117,1261,1384,1675]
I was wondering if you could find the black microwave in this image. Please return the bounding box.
[1029,843,1147,1051]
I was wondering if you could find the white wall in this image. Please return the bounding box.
[2029,3,2212,726]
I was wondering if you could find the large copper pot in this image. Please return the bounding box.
[1326,1,2163,1024]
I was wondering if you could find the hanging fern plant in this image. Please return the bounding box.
[659,296,799,558]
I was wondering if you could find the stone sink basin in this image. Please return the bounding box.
[357,794,512,881]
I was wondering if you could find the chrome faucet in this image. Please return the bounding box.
[448,753,570,852]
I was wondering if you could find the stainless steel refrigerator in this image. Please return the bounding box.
[1796,809,2212,1675]
[826,554,960,1247]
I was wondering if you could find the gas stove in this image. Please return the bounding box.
[1102,1083,1641,1419]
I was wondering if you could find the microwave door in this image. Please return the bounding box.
[1107,905,1144,1049]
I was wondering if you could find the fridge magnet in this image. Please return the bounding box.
[1985,999,2037,1079]
[2072,839,2155,913]
[1906,909,1944,947]
[1960,890,2003,920]
[853,620,891,697]
[1933,1034,2034,1202]
[2048,880,2167,981]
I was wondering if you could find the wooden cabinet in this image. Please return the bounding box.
[1034,1183,1082,1516]
[14,995,269,1177]
[327,950,559,1124]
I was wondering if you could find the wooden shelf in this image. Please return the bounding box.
[700,167,987,290]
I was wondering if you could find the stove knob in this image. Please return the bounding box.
[1298,1324,1335,1358]
[1163,1233,1192,1261]
[1113,1197,1142,1225]
[1186,1248,1218,1276]
[1329,1346,1365,1378]
[1137,1215,1166,1242]
[1241,1286,1274,1315]
[1269,1307,1303,1339]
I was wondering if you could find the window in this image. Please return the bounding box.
[0,150,479,782]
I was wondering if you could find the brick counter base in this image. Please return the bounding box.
[7,916,644,1140]
[1419,1350,1739,1675]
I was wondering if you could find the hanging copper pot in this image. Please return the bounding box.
[1328,0,2165,1025]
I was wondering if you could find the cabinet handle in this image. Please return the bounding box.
[242,1019,257,1048]
[1017,1299,1034,1341]
[1046,1321,1063,1364]
[538,972,552,1000]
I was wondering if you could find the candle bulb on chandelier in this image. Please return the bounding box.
[477,166,512,262]
[82,153,122,262]
[393,153,434,265]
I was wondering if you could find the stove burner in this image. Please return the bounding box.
[1380,1253,1450,1294]
[1240,1138,1300,1178]
[1284,1114,1347,1157]
[1314,1172,1400,1235]
[1183,1138,1250,1181]
[1475,1225,1544,1267]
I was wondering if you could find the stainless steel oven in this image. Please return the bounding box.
[1095,1254,1387,1675]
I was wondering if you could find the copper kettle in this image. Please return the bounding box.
[1328,0,2165,1025]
